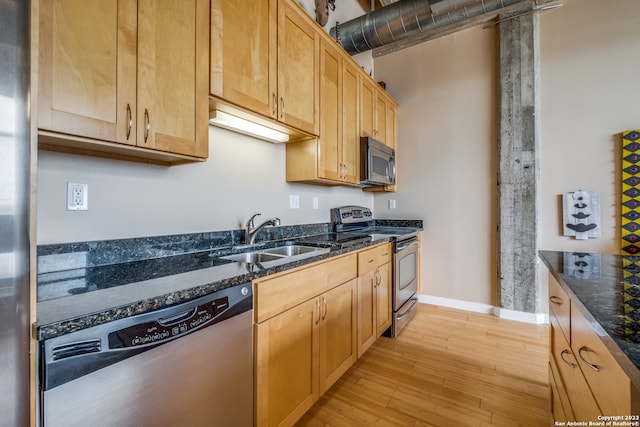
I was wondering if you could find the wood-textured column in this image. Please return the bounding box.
[497,11,540,313]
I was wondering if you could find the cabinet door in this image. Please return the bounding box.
[342,61,360,184]
[376,262,392,335]
[256,298,320,427]
[317,39,342,182]
[549,358,573,422]
[320,279,357,394]
[571,307,631,415]
[360,78,375,138]
[277,0,319,135]
[375,92,388,144]
[550,315,600,421]
[386,101,397,150]
[210,0,277,119]
[357,272,376,357]
[38,0,137,144]
[137,0,209,157]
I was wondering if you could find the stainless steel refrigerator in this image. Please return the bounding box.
[0,1,33,426]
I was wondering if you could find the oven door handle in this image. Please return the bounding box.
[397,297,418,319]
[396,236,418,251]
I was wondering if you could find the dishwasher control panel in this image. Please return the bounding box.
[108,296,230,348]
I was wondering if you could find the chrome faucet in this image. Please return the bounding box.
[246,213,281,244]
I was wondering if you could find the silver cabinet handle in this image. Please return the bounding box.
[272,93,277,117]
[143,108,150,143]
[549,296,563,305]
[280,97,285,119]
[315,300,321,325]
[578,346,600,372]
[322,296,327,321]
[560,349,577,368]
[126,103,132,140]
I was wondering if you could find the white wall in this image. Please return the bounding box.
[374,26,498,306]
[372,0,640,307]
[37,127,372,244]
[539,0,640,253]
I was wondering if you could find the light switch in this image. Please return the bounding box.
[290,194,300,209]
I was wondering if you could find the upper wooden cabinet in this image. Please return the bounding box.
[136,0,209,158]
[38,0,136,145]
[38,0,209,164]
[285,37,359,185]
[277,0,319,135]
[210,0,319,137]
[210,0,276,119]
[362,89,398,192]
[360,78,397,149]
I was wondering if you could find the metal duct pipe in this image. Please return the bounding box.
[330,0,528,55]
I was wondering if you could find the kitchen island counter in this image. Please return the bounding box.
[539,250,640,391]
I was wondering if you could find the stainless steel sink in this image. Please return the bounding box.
[220,244,324,264]
[221,252,285,263]
[260,245,320,256]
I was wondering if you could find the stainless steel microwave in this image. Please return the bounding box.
[360,136,396,186]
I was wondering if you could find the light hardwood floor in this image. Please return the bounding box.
[296,303,550,427]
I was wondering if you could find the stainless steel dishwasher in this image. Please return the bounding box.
[40,284,253,427]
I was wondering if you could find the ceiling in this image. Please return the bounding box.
[339,0,563,57]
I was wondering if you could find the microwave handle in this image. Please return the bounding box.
[389,156,396,183]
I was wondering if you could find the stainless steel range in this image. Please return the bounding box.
[331,206,420,337]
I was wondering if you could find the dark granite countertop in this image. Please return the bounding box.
[538,250,640,389]
[36,221,421,341]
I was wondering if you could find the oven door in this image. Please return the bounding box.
[394,236,419,310]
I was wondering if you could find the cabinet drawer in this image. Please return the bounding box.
[549,274,571,343]
[571,307,631,415]
[254,253,357,323]
[358,243,392,275]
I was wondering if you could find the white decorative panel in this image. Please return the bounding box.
[563,190,601,240]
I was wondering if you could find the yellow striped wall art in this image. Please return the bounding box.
[621,129,640,343]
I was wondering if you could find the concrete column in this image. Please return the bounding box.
[497,11,541,313]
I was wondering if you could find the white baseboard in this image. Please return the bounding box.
[418,294,548,325]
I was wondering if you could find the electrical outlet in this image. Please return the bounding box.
[313,196,319,210]
[389,199,396,209]
[67,183,88,211]
[289,194,300,209]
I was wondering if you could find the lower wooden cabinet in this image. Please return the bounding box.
[255,298,319,427]
[548,273,638,423]
[254,254,358,427]
[356,243,392,357]
[319,280,358,394]
[549,312,600,422]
